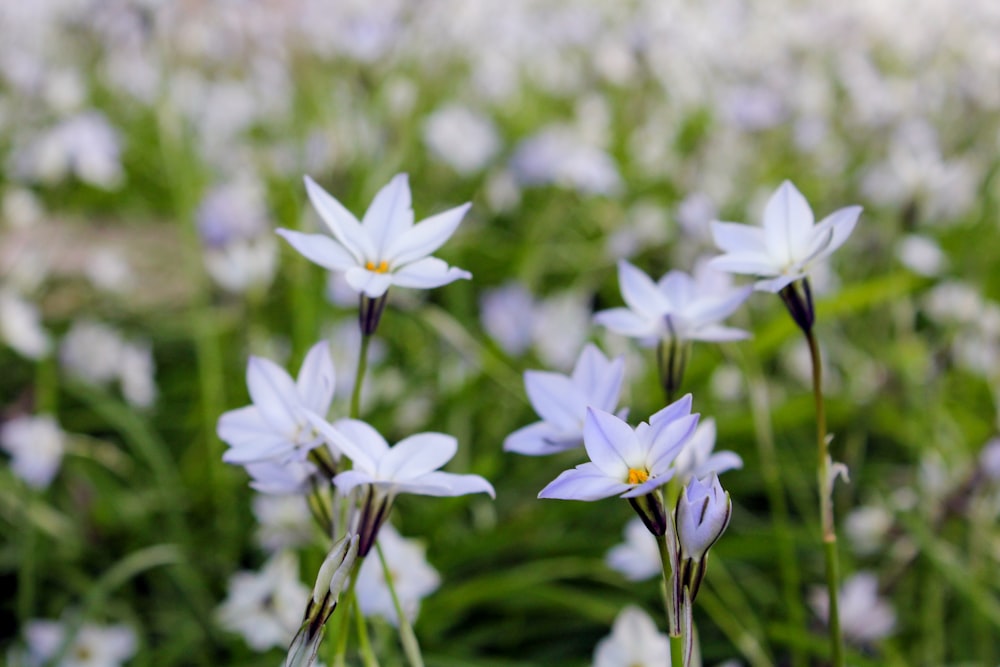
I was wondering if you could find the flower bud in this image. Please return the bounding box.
[675,473,731,561]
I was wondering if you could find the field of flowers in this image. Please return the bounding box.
[2,1,1000,666]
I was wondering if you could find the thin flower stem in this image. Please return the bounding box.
[354,595,381,667]
[670,635,684,667]
[351,333,372,420]
[805,328,845,667]
[656,527,686,667]
[331,560,362,667]
[376,541,426,667]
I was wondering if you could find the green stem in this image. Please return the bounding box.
[351,334,372,419]
[805,328,845,667]
[670,635,684,667]
[376,541,425,667]
[331,560,362,667]
[354,595,381,667]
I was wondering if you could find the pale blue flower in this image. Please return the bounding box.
[538,396,699,501]
[278,174,471,298]
[594,260,752,345]
[504,343,625,456]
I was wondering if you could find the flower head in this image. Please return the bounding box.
[605,518,660,582]
[592,606,670,667]
[709,181,862,293]
[504,343,625,456]
[278,174,471,298]
[538,395,699,501]
[594,260,752,345]
[672,418,743,481]
[24,620,136,667]
[1,414,65,489]
[355,524,441,626]
[675,473,732,562]
[218,341,336,467]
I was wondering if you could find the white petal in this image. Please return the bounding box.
[754,274,801,293]
[400,471,495,498]
[309,416,387,472]
[502,421,580,455]
[524,370,585,433]
[618,260,667,320]
[809,205,862,263]
[276,228,358,270]
[686,285,753,326]
[593,307,659,339]
[538,463,630,501]
[390,257,471,290]
[710,221,767,255]
[246,357,301,434]
[361,174,414,258]
[572,344,624,412]
[583,408,639,476]
[649,413,699,472]
[657,270,694,310]
[689,324,751,342]
[304,176,374,260]
[387,202,470,266]
[333,469,372,495]
[344,266,394,298]
[763,181,815,265]
[296,341,335,416]
[378,432,457,481]
[707,252,779,276]
[693,451,744,477]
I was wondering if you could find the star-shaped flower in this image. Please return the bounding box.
[594,260,752,345]
[503,343,625,456]
[278,174,472,298]
[709,181,862,293]
[538,395,699,501]
[217,341,335,466]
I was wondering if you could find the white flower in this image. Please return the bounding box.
[355,524,441,626]
[278,174,471,298]
[605,518,660,581]
[24,620,136,667]
[423,104,500,175]
[538,396,699,501]
[216,551,310,652]
[218,341,336,466]
[312,418,495,501]
[1,414,65,489]
[504,344,625,456]
[672,418,743,481]
[675,474,732,562]
[594,260,752,345]
[709,181,862,292]
[809,572,895,644]
[592,606,670,667]
[0,289,50,360]
[252,494,314,552]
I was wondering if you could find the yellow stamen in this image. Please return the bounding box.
[627,468,649,485]
[365,260,390,273]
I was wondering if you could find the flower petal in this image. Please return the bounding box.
[247,357,302,434]
[362,174,414,258]
[538,463,631,500]
[276,229,358,271]
[503,421,580,455]
[649,413,700,473]
[763,180,814,265]
[694,450,744,477]
[218,406,290,462]
[309,416,387,472]
[583,408,640,476]
[304,176,373,260]
[710,221,768,255]
[387,202,471,266]
[344,266,394,298]
[707,252,779,277]
[754,274,801,293]
[296,341,335,416]
[524,370,585,433]
[593,307,659,339]
[390,257,471,290]
[686,285,753,326]
[688,324,751,342]
[621,471,673,498]
[378,432,457,481]
[399,471,495,498]
[572,344,624,413]
[618,260,667,320]
[809,205,862,263]
[332,469,372,495]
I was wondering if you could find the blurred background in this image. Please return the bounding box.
[2,0,1000,665]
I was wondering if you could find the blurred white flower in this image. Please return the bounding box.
[355,524,441,626]
[216,551,309,652]
[895,234,946,277]
[2,187,43,229]
[280,174,471,299]
[252,493,314,552]
[84,248,133,294]
[531,289,591,370]
[844,505,893,556]
[510,126,622,196]
[423,104,501,175]
[480,281,536,357]
[1,414,65,489]
[14,111,123,189]
[119,341,157,408]
[809,572,895,644]
[672,418,743,481]
[592,605,669,667]
[605,518,660,581]
[23,619,136,667]
[60,320,157,408]
[0,288,50,359]
[980,437,1000,482]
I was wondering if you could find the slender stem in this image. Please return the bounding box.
[670,635,684,667]
[376,541,425,667]
[805,328,845,667]
[351,334,372,419]
[354,595,381,667]
[331,560,362,667]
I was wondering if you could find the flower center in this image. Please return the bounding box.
[365,260,390,273]
[627,468,649,485]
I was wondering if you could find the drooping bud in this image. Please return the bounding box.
[285,533,360,667]
[674,473,731,600]
[627,490,669,537]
